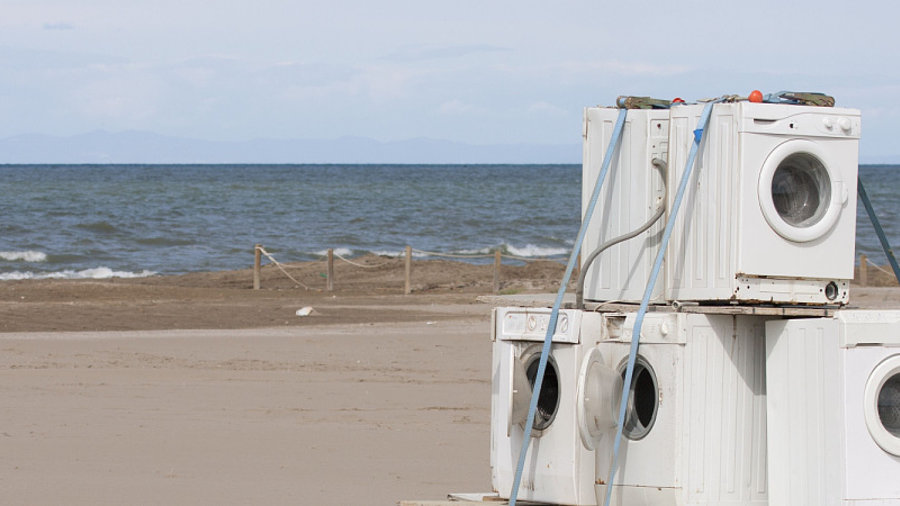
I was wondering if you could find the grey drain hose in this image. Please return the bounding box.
[576,158,668,309]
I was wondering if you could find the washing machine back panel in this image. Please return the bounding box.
[765,318,845,506]
[582,107,667,303]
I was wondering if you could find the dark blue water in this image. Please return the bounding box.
[0,164,579,279]
[0,164,896,279]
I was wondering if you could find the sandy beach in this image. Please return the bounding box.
[2,258,899,505]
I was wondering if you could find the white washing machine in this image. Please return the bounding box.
[581,107,668,304]
[766,310,900,505]
[666,102,860,305]
[490,306,617,505]
[594,312,771,506]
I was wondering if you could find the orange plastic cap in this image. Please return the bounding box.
[749,90,763,103]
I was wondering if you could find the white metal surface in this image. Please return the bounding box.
[665,102,860,305]
[594,312,771,506]
[581,107,668,304]
[765,310,900,505]
[490,308,609,505]
[491,308,772,505]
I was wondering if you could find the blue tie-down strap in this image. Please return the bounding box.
[602,98,721,506]
[507,108,628,506]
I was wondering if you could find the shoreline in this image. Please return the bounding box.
[1,255,898,333]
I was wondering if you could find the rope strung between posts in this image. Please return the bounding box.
[256,246,317,291]
[333,251,394,269]
[865,257,895,276]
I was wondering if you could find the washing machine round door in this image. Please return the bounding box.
[614,355,659,441]
[577,348,619,450]
[758,139,845,243]
[864,354,900,456]
[508,345,561,435]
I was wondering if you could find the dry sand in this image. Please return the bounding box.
[1,258,899,505]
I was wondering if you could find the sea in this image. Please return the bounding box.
[1,164,898,280]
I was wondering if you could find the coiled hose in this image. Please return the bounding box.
[576,158,668,309]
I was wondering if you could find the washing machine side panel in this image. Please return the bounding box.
[842,346,900,500]
[666,105,742,302]
[735,134,859,280]
[490,338,514,496]
[582,108,667,303]
[765,318,844,506]
[681,314,770,505]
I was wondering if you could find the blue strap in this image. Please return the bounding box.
[602,99,719,506]
[508,108,627,506]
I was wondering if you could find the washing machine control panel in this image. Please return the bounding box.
[740,105,860,138]
[496,308,582,343]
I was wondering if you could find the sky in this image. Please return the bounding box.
[2,0,899,161]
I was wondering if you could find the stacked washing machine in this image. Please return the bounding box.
[490,98,900,505]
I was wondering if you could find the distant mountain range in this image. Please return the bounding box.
[0,131,581,164]
[1,131,893,165]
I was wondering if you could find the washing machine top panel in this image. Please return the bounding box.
[495,307,582,343]
[836,310,900,347]
[736,102,860,139]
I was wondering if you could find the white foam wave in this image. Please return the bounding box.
[0,267,156,281]
[371,250,402,257]
[0,250,48,262]
[456,247,493,255]
[506,244,569,258]
[312,248,354,258]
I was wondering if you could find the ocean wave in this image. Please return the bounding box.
[505,244,569,258]
[0,250,48,262]
[0,267,156,281]
[312,247,354,258]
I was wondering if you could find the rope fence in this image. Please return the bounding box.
[858,253,899,286]
[252,244,570,294]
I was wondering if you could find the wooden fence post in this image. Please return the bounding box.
[327,248,335,291]
[253,244,262,290]
[404,245,412,295]
[493,249,502,293]
[860,254,868,286]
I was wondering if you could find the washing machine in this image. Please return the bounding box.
[665,102,860,305]
[490,306,617,505]
[594,312,771,506]
[766,310,900,505]
[581,107,668,305]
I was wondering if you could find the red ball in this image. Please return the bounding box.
[748,90,763,103]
